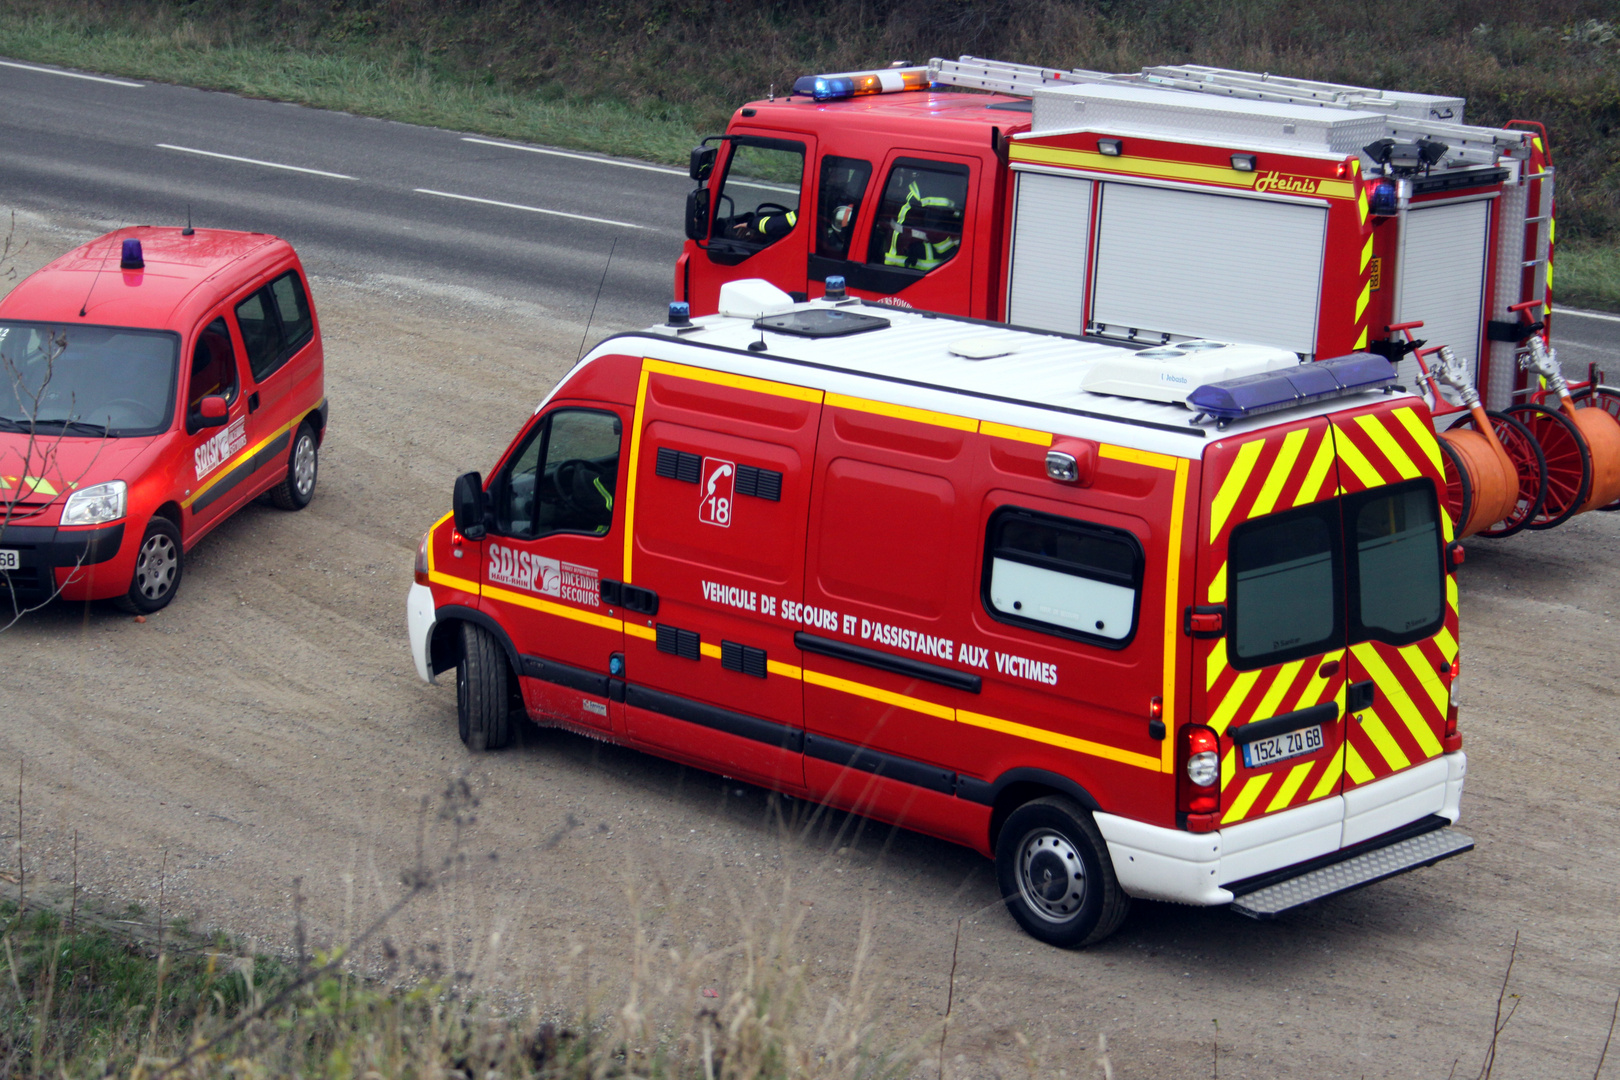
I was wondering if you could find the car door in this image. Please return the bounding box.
[181,312,255,532]
[232,268,319,493]
[691,134,815,313]
[479,403,629,732]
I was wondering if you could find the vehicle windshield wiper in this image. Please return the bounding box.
[32,418,110,436]
[0,416,30,433]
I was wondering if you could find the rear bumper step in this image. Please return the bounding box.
[1228,820,1473,919]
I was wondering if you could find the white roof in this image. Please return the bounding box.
[579,297,1413,461]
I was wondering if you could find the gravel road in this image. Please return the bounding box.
[3,209,1619,1079]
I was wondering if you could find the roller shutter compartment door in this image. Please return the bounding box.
[1395,200,1490,389]
[1007,172,1092,334]
[1091,184,1327,355]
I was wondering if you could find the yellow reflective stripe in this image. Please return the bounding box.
[623,366,652,583]
[1435,622,1458,666]
[979,420,1051,446]
[1354,644,1443,759]
[1356,711,1411,772]
[956,708,1160,772]
[1161,458,1189,771]
[1294,429,1336,506]
[1332,425,1386,489]
[1360,234,1374,272]
[1355,326,1368,351]
[484,583,625,632]
[625,622,656,641]
[642,357,823,403]
[1296,649,1345,708]
[1250,659,1305,723]
[1355,281,1371,322]
[1266,760,1315,813]
[1249,427,1307,520]
[1209,669,1261,732]
[1392,406,1442,474]
[1397,644,1447,714]
[1344,743,1375,784]
[700,641,722,660]
[1220,747,1236,791]
[1357,189,1369,225]
[1205,635,1229,692]
[1222,774,1269,823]
[1207,561,1227,604]
[825,392,976,432]
[766,659,801,679]
[428,571,481,594]
[1309,750,1344,800]
[182,417,297,509]
[1100,443,1179,471]
[1210,438,1265,540]
[1011,143,1265,192]
[1355,414,1419,480]
[803,668,955,720]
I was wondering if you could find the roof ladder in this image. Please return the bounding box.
[927,56,1131,97]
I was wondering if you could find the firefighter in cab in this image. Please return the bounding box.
[880,179,961,270]
[731,206,796,242]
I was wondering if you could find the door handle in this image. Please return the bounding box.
[601,579,658,616]
[1347,679,1376,713]
[248,391,261,413]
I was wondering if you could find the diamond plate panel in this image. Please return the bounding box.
[1231,829,1474,918]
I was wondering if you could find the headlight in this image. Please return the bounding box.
[60,481,127,526]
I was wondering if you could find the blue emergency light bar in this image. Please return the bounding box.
[1186,354,1396,424]
[791,66,931,101]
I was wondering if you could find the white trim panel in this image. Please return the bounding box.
[1341,754,1450,847]
[1095,812,1230,905]
[1441,751,1467,823]
[408,582,437,683]
[1217,795,1344,884]
[1007,172,1092,334]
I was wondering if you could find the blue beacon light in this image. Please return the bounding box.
[1185,354,1397,426]
[120,239,144,269]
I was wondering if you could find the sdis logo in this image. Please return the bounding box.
[194,418,247,482]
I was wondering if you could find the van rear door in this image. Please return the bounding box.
[1193,418,1349,831]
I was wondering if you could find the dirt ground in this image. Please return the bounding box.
[3,208,1619,1078]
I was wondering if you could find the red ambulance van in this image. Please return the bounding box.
[408,280,1470,946]
[0,227,327,613]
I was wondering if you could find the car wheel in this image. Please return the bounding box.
[269,422,319,511]
[455,622,511,751]
[115,516,183,614]
[995,795,1130,948]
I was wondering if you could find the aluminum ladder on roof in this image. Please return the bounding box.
[927,56,1136,96]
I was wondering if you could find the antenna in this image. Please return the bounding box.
[78,235,116,317]
[575,236,618,362]
[182,204,194,236]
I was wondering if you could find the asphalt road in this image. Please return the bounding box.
[3,54,1617,367]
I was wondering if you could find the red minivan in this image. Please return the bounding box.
[0,227,327,614]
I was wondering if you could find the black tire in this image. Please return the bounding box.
[455,622,511,751]
[995,796,1129,948]
[115,516,183,614]
[269,422,319,511]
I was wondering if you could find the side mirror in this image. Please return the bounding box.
[689,144,717,183]
[452,471,487,540]
[685,187,711,242]
[187,394,229,434]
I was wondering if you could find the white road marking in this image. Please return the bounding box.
[156,143,354,179]
[461,137,686,176]
[1556,307,1620,324]
[414,188,647,229]
[0,60,143,87]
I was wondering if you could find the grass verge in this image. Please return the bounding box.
[1558,244,1620,313]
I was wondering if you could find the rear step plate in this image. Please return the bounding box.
[1231,829,1474,919]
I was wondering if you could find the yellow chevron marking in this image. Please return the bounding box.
[1357,710,1412,772]
[484,584,626,632]
[1354,645,1443,760]
[1435,624,1458,666]
[1355,281,1372,322]
[1250,660,1306,725]
[1100,444,1179,471]
[1356,414,1420,480]
[1357,189,1369,225]
[1309,750,1345,800]
[805,669,955,720]
[1205,636,1229,691]
[1297,648,1345,708]
[1222,774,1270,824]
[1209,669,1261,733]
[1249,428,1308,519]
[1294,432,1336,506]
[1207,561,1227,605]
[1392,406,1442,474]
[956,708,1161,771]
[1221,747,1236,791]
[1333,424,1387,489]
[1355,326,1368,351]
[1361,234,1375,273]
[1344,743,1375,784]
[1267,760,1317,813]
[1211,438,1265,540]
[1398,644,1448,714]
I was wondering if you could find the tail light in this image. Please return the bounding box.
[1443,664,1463,752]
[1179,725,1221,830]
[414,531,431,585]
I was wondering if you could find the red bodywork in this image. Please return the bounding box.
[0,227,326,605]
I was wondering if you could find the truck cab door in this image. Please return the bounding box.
[691,134,814,313]
[1328,402,1455,845]
[478,403,628,734]
[1192,419,1350,838]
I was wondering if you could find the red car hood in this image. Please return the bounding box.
[0,433,159,515]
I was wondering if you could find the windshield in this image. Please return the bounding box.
[0,321,179,437]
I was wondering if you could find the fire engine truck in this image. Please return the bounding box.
[407,280,1471,947]
[675,57,1555,416]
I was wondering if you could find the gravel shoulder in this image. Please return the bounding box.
[3,210,1619,1078]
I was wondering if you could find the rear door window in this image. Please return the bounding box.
[1345,480,1444,645]
[866,159,970,272]
[1227,501,1344,669]
[982,507,1142,646]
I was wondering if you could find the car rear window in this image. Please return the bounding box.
[235,271,313,382]
[1228,501,1343,670]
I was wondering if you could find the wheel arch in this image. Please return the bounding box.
[986,768,1103,852]
[429,604,520,680]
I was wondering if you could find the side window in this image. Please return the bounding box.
[982,507,1142,647]
[1228,501,1344,670]
[866,159,969,271]
[187,317,238,409]
[815,156,873,260]
[496,409,622,540]
[711,140,805,247]
[234,271,313,382]
[1346,480,1444,645]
